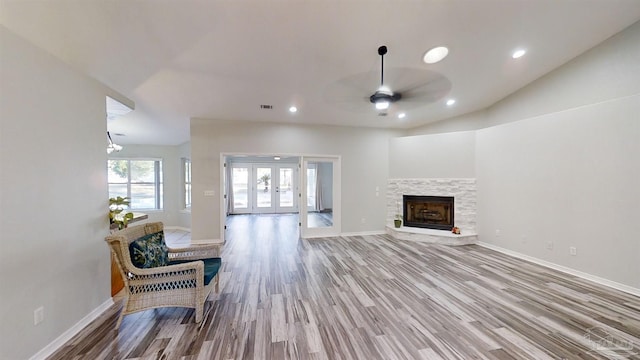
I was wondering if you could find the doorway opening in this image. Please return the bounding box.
[221,154,341,241]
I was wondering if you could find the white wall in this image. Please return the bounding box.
[475,20,640,290]
[0,27,113,359]
[407,110,489,137]
[109,144,189,228]
[389,131,476,178]
[477,94,639,289]
[190,120,400,239]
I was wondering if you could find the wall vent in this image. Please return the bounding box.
[260,104,273,109]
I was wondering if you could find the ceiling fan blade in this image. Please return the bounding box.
[324,62,451,113]
[399,78,452,102]
[392,69,452,104]
[323,70,380,112]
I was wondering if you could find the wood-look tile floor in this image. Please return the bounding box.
[49,214,640,359]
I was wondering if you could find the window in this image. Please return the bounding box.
[183,158,191,209]
[108,159,163,210]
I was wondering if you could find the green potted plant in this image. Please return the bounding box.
[109,196,134,230]
[394,214,403,228]
[394,201,403,228]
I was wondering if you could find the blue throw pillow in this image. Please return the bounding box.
[129,231,169,268]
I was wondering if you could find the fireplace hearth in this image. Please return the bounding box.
[403,195,454,230]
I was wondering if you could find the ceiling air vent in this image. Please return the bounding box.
[260,104,273,109]
[378,112,387,117]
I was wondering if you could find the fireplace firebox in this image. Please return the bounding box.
[403,195,454,230]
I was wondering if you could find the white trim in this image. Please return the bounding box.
[341,230,386,237]
[477,242,640,297]
[29,298,115,360]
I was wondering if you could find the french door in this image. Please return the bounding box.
[229,163,297,214]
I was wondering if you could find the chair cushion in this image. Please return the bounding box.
[172,258,221,285]
[129,231,170,268]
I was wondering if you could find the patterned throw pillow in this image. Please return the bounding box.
[129,231,170,268]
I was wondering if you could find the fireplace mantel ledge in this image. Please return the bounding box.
[386,225,477,246]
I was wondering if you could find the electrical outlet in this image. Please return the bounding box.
[546,241,554,250]
[521,235,527,244]
[569,247,577,256]
[34,306,44,325]
[495,229,501,237]
[361,218,366,224]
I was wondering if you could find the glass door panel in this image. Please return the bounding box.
[231,166,250,213]
[255,167,274,212]
[306,162,333,228]
[275,166,297,213]
[306,165,317,210]
[228,160,299,215]
[301,157,341,238]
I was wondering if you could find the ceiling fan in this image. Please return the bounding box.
[369,46,401,111]
[322,46,452,115]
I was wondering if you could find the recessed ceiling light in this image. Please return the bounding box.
[446,99,456,106]
[512,49,526,59]
[398,113,406,119]
[289,106,297,113]
[423,46,449,64]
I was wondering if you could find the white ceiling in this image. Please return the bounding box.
[2,0,640,145]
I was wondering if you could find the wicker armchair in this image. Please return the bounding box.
[105,222,221,330]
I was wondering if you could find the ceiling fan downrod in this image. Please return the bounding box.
[370,45,400,110]
[378,45,387,88]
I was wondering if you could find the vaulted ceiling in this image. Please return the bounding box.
[2,1,639,145]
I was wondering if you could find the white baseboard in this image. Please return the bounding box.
[29,298,115,360]
[477,242,640,297]
[340,230,386,237]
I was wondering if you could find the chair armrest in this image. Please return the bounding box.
[126,260,204,276]
[124,260,206,292]
[168,244,221,261]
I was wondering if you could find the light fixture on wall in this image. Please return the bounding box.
[107,131,123,154]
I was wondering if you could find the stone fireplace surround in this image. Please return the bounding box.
[387,178,477,245]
